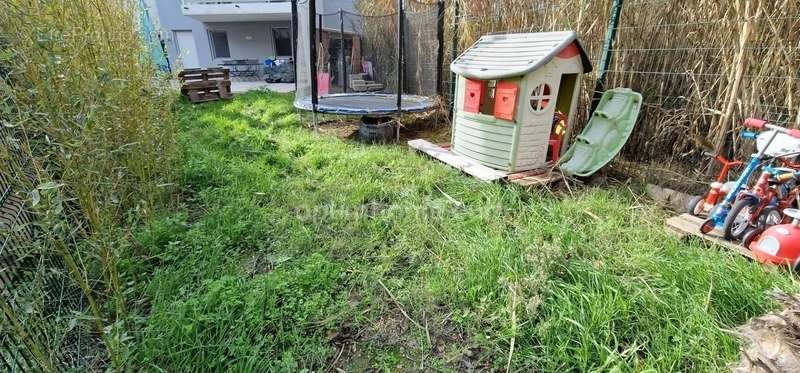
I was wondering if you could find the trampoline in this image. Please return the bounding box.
[291,0,443,133]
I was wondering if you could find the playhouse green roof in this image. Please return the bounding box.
[450,31,593,80]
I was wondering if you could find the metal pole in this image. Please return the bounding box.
[318,14,322,44]
[435,0,445,96]
[449,0,459,119]
[592,0,624,113]
[291,0,298,91]
[160,37,172,73]
[396,0,404,141]
[339,8,346,93]
[309,0,319,132]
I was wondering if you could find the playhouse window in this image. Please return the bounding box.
[480,80,498,115]
[487,80,497,99]
[529,83,552,112]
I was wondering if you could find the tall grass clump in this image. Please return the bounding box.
[0,0,176,369]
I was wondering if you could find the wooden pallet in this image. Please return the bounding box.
[179,68,234,103]
[408,139,562,186]
[665,213,754,259]
[507,168,563,187]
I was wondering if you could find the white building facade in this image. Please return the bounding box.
[144,0,356,74]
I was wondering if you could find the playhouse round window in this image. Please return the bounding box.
[529,83,552,113]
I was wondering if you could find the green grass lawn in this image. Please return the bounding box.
[124,90,798,371]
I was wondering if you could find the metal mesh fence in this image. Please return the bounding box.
[1,126,98,370]
[606,0,800,165]
[403,2,442,97]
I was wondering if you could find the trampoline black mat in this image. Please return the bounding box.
[295,93,435,115]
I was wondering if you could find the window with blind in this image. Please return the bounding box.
[208,30,230,59]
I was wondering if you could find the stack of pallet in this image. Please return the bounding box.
[179,67,233,103]
[349,73,383,92]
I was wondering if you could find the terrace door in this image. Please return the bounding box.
[174,30,200,69]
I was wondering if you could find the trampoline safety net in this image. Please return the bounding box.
[294,0,443,116]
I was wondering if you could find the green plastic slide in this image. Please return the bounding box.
[559,88,642,177]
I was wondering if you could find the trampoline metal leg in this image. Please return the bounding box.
[312,111,319,133]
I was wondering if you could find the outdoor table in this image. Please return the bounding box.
[220,59,260,78]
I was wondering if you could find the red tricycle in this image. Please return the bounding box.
[722,165,800,240]
[686,153,742,217]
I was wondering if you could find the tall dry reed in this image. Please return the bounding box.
[603,0,800,172]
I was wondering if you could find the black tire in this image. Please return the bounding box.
[700,218,716,234]
[723,198,758,241]
[757,206,782,229]
[687,195,706,216]
[741,227,763,249]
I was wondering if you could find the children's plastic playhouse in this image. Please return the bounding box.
[409,31,642,184]
[449,31,593,172]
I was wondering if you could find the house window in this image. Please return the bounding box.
[208,30,230,59]
[529,83,552,112]
[272,27,292,57]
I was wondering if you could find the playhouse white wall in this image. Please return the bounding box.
[454,74,466,112]
[514,54,583,170]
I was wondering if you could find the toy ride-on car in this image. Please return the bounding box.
[743,208,800,271]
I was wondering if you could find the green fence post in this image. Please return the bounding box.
[592,0,624,113]
[448,0,460,119]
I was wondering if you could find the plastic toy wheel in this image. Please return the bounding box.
[785,208,800,221]
[757,206,782,229]
[686,195,705,216]
[723,198,758,241]
[700,219,716,234]
[741,227,763,249]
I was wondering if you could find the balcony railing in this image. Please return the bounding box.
[181,0,292,22]
[182,0,289,4]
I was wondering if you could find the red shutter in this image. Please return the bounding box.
[463,78,485,113]
[493,81,518,121]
